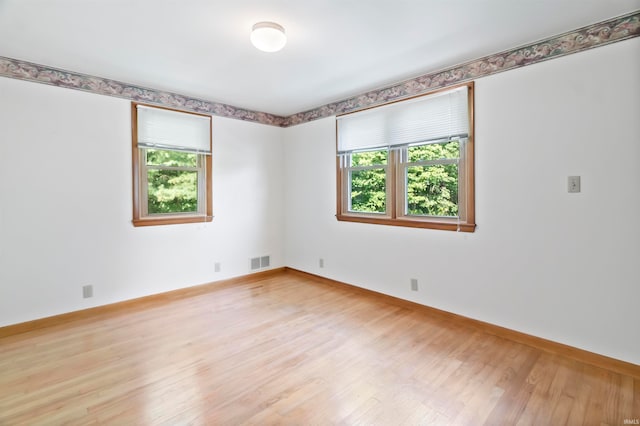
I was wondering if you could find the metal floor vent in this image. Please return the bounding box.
[250,255,270,271]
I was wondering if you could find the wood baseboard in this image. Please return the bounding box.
[283,267,640,380]
[0,267,285,339]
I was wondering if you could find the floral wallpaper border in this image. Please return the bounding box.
[283,10,640,126]
[0,11,638,128]
[0,57,286,127]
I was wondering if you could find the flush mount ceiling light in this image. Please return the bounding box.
[251,21,287,52]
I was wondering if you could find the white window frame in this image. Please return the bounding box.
[341,150,391,217]
[138,149,208,218]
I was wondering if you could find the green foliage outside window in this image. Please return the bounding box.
[351,150,387,166]
[349,141,460,217]
[406,141,459,217]
[350,149,387,213]
[408,140,459,162]
[406,164,458,216]
[147,149,197,167]
[350,168,387,213]
[146,149,199,214]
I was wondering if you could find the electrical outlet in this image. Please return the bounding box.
[568,176,581,193]
[410,278,418,291]
[82,285,93,298]
[319,258,324,268]
[214,262,221,272]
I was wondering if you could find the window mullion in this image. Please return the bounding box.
[458,138,468,222]
[198,154,205,215]
[394,147,407,219]
[344,154,352,213]
[389,148,398,219]
[348,164,388,172]
[140,149,149,217]
[406,158,458,167]
[146,165,199,172]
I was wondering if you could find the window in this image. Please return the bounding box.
[132,103,212,226]
[336,82,475,232]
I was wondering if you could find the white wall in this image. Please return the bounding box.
[1,38,638,365]
[284,38,640,365]
[0,78,285,327]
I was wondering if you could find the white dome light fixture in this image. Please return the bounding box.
[251,21,287,53]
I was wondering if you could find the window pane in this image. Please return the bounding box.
[350,168,386,213]
[146,149,197,167]
[406,164,458,217]
[408,140,459,162]
[147,169,198,214]
[351,149,387,166]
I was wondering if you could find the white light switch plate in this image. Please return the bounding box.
[568,176,581,193]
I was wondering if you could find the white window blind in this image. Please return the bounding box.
[337,86,469,153]
[136,105,211,154]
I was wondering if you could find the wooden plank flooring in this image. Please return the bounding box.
[0,270,638,425]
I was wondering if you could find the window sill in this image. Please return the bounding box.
[133,215,213,227]
[336,214,475,232]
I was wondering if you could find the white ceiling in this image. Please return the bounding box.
[0,0,638,116]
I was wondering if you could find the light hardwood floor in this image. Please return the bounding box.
[0,270,638,425]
